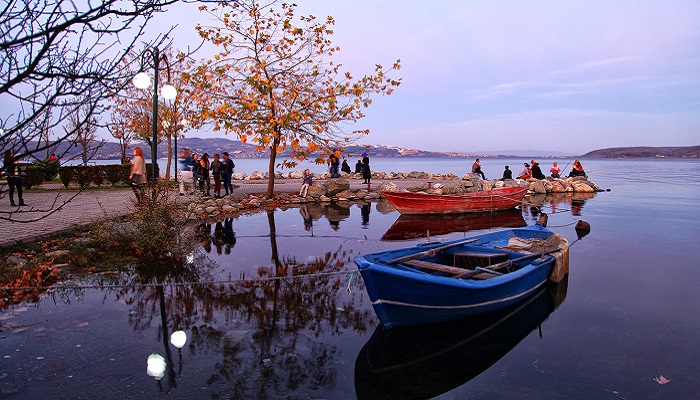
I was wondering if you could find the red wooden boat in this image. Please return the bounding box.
[382,186,528,215]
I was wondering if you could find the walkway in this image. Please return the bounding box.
[0,179,420,246]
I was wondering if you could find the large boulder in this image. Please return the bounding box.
[325,179,350,196]
[307,183,327,198]
[246,171,266,180]
[531,180,547,194]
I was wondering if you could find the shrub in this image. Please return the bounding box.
[21,164,44,189]
[91,166,105,186]
[58,167,75,188]
[91,184,197,266]
[74,166,93,189]
[104,165,123,186]
[34,159,60,181]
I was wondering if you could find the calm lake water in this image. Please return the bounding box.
[2,158,699,399]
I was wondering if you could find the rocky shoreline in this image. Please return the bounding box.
[186,171,602,219]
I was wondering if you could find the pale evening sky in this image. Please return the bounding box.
[129,1,700,155]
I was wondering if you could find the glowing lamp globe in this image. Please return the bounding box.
[132,72,151,89]
[146,353,166,380]
[170,330,187,349]
[161,84,177,100]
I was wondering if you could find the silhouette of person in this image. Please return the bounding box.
[361,203,370,228]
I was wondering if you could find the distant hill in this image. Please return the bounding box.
[582,146,700,159]
[49,137,490,160]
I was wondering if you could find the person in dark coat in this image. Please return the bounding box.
[361,153,371,184]
[501,165,513,180]
[341,159,351,174]
[355,160,362,173]
[530,160,546,180]
[3,150,26,206]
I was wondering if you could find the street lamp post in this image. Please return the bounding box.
[132,47,177,185]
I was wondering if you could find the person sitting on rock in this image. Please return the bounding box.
[299,169,313,197]
[501,165,513,180]
[568,160,587,178]
[530,160,546,179]
[517,163,531,180]
[550,162,561,178]
[471,158,486,180]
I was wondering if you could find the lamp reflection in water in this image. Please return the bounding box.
[145,330,187,384]
[145,284,188,392]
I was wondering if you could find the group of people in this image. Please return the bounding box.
[300,153,372,198]
[327,153,371,183]
[468,158,587,181]
[177,148,236,198]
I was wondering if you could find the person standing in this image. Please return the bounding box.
[178,148,195,195]
[299,168,313,198]
[471,158,486,180]
[329,154,340,178]
[3,150,26,206]
[221,152,235,196]
[211,154,222,198]
[361,152,371,184]
[199,153,211,196]
[129,147,147,203]
[191,152,201,192]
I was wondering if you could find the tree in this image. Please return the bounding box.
[0,0,217,222]
[109,50,204,181]
[66,101,104,166]
[194,0,401,197]
[107,107,137,165]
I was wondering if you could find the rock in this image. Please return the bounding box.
[531,180,547,194]
[44,250,70,259]
[7,256,27,266]
[288,170,304,179]
[222,205,237,212]
[319,195,332,202]
[205,206,218,214]
[231,172,246,180]
[572,181,595,193]
[246,171,266,180]
[334,190,357,200]
[325,179,350,196]
[377,182,398,192]
[307,183,327,198]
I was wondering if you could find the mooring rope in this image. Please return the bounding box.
[0,269,361,293]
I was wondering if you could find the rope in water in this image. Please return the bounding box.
[0,269,359,293]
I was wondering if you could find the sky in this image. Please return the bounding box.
[27,1,700,155]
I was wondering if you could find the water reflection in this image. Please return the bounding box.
[381,209,526,241]
[116,210,375,398]
[354,278,568,400]
[525,192,597,217]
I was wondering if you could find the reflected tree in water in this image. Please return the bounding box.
[113,210,373,397]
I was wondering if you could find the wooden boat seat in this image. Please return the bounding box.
[404,259,465,275]
[453,251,509,269]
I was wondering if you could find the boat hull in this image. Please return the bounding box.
[382,186,528,215]
[354,225,562,328]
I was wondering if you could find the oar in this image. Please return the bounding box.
[456,248,562,279]
[387,237,480,265]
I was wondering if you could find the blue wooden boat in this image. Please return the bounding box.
[354,224,569,328]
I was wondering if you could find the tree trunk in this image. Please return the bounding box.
[266,144,277,197]
[165,135,172,182]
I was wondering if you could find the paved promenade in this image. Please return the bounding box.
[0,179,419,246]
